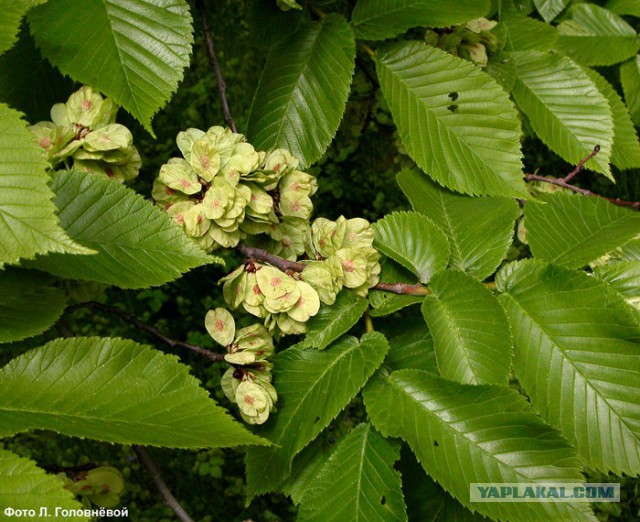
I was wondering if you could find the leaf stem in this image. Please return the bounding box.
[196,0,237,132]
[364,309,374,333]
[133,446,195,522]
[563,145,600,183]
[66,302,226,362]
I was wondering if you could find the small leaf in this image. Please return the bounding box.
[364,370,596,521]
[510,51,614,178]
[0,337,267,448]
[0,449,87,521]
[377,41,526,197]
[0,268,67,344]
[555,4,640,66]
[373,211,449,284]
[28,169,218,289]
[397,170,518,280]
[29,0,194,134]
[0,104,90,267]
[247,15,355,168]
[0,0,46,55]
[533,0,570,21]
[524,192,640,269]
[299,290,368,350]
[298,423,407,522]
[585,67,640,170]
[351,0,490,41]
[621,55,640,126]
[245,333,388,499]
[498,260,640,474]
[422,270,512,385]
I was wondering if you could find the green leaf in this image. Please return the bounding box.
[28,169,218,289]
[422,270,512,385]
[298,290,368,350]
[29,0,193,134]
[369,258,424,316]
[594,260,640,302]
[498,260,640,474]
[245,332,389,499]
[555,4,640,66]
[298,423,407,522]
[585,67,640,170]
[247,15,355,168]
[0,104,90,267]
[0,449,86,521]
[0,0,46,55]
[524,192,640,269]
[398,446,444,522]
[363,369,596,522]
[509,51,614,178]
[0,336,267,447]
[621,55,640,126]
[351,0,490,41]
[377,41,526,197]
[606,0,640,17]
[373,211,449,284]
[397,170,518,280]
[533,0,569,21]
[0,268,67,344]
[503,11,559,52]
[385,327,438,374]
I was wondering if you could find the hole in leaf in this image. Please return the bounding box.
[328,436,336,444]
[448,91,459,101]
[314,416,320,423]
[381,496,387,505]
[433,440,439,447]
[447,104,458,113]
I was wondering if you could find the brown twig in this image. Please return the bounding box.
[67,302,225,362]
[373,282,431,296]
[133,446,194,522]
[563,145,600,182]
[196,0,237,132]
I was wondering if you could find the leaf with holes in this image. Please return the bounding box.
[298,423,407,522]
[363,370,596,521]
[0,337,268,447]
[298,290,368,350]
[556,4,640,66]
[397,170,518,280]
[0,104,90,267]
[351,0,490,41]
[245,333,388,499]
[524,192,640,269]
[0,268,67,344]
[29,0,193,134]
[585,68,640,170]
[247,15,355,168]
[0,449,86,521]
[510,51,614,178]
[373,211,449,284]
[498,260,640,474]
[422,270,512,385]
[377,41,526,197]
[27,169,219,289]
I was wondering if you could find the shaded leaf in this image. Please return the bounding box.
[0,268,67,344]
[245,333,388,498]
[524,192,640,269]
[377,41,526,197]
[0,0,46,56]
[247,15,355,168]
[351,0,490,41]
[298,423,407,522]
[0,104,90,267]
[0,449,86,521]
[510,51,614,178]
[422,270,512,385]
[28,169,218,289]
[0,337,267,447]
[498,260,640,474]
[373,211,449,284]
[397,170,518,280]
[29,0,194,134]
[385,327,438,374]
[364,369,596,521]
[621,55,640,126]
[533,0,569,21]
[606,0,640,17]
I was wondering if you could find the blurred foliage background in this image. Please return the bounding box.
[1,0,639,520]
